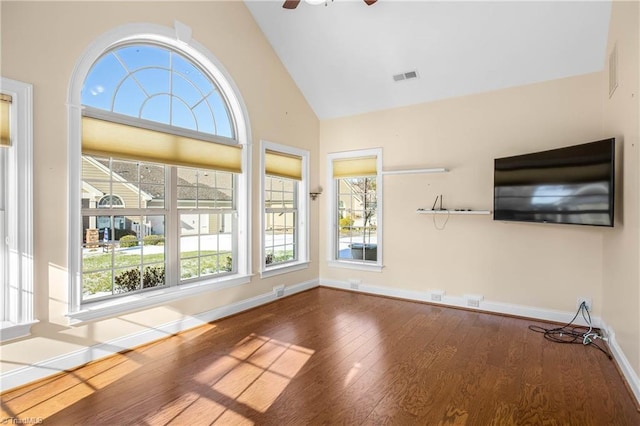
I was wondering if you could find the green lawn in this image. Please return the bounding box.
[82,250,232,297]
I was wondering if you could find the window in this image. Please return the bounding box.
[68,24,250,321]
[327,149,383,271]
[260,141,309,277]
[0,77,36,341]
[98,195,124,207]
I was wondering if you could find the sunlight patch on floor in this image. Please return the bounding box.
[142,391,252,426]
[206,333,314,414]
[2,353,143,419]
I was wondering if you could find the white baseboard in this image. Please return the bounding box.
[320,279,640,406]
[320,279,601,327]
[599,320,640,405]
[0,279,318,393]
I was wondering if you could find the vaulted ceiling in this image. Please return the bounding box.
[245,0,612,120]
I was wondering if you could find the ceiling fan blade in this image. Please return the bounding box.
[283,0,301,9]
[364,0,377,5]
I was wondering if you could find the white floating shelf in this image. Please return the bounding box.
[382,167,449,176]
[416,209,491,215]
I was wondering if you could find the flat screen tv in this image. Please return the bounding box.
[493,138,615,227]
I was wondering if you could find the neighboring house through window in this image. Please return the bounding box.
[260,141,309,277]
[68,23,250,322]
[327,149,383,271]
[0,77,36,341]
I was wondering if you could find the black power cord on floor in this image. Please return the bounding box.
[528,302,612,359]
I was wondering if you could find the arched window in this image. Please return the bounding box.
[98,194,124,208]
[82,44,234,139]
[68,24,250,318]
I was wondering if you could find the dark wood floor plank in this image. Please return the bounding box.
[2,287,639,425]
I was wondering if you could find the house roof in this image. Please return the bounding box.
[94,159,232,202]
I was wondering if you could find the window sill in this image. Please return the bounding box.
[67,274,252,325]
[327,260,384,272]
[0,320,39,342]
[259,261,310,278]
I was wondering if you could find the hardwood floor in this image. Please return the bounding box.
[2,287,639,425]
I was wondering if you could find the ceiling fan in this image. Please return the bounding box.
[283,0,377,9]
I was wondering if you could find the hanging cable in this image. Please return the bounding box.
[433,210,450,231]
[528,302,612,359]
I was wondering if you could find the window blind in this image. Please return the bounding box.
[332,156,377,178]
[265,149,302,180]
[82,116,242,173]
[0,94,12,147]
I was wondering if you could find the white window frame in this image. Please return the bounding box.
[327,148,383,272]
[0,77,37,341]
[259,140,309,278]
[67,22,252,324]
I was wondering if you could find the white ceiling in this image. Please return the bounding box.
[244,0,612,120]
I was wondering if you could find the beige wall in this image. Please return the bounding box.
[320,73,607,312]
[602,0,640,376]
[2,0,639,391]
[0,1,319,373]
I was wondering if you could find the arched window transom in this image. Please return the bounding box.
[98,194,124,208]
[81,44,234,139]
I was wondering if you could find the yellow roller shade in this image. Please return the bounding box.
[0,94,12,147]
[332,156,377,178]
[82,116,243,173]
[265,149,302,180]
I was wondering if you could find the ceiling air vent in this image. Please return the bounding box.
[393,70,419,82]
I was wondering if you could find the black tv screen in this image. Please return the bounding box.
[494,138,615,227]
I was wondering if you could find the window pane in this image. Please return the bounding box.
[180,258,198,280]
[264,175,298,267]
[172,74,202,108]
[172,54,214,94]
[115,249,139,268]
[141,94,171,124]
[112,77,147,117]
[135,68,171,97]
[114,267,141,294]
[336,177,377,262]
[179,212,233,280]
[171,96,197,131]
[118,45,170,72]
[193,101,215,135]
[81,52,127,110]
[83,270,113,301]
[177,167,233,209]
[208,91,233,138]
[199,255,218,277]
[143,265,165,290]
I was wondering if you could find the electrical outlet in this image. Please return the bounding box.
[464,294,483,308]
[349,279,361,290]
[430,290,445,302]
[273,285,285,298]
[576,297,592,311]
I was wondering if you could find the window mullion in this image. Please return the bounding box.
[166,166,178,288]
